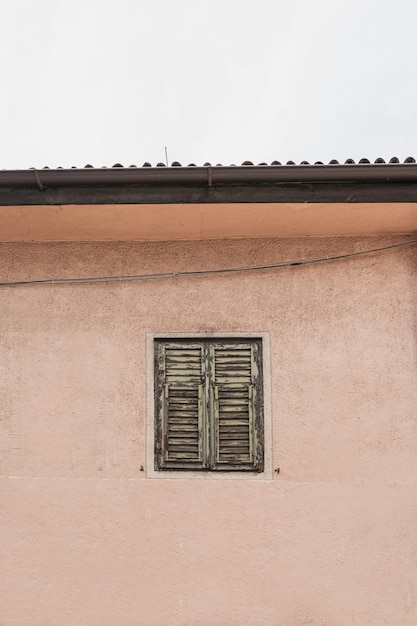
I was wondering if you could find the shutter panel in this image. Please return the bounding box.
[211,341,263,471]
[155,342,206,469]
[155,338,263,473]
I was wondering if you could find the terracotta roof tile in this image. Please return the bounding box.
[19,157,417,170]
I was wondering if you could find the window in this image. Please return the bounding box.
[154,338,264,472]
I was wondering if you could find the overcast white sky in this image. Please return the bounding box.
[1,0,417,169]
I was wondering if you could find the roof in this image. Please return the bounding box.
[1,158,417,206]
[6,156,417,168]
[0,159,416,241]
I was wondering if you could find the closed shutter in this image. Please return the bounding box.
[210,341,263,471]
[155,342,206,469]
[155,338,263,472]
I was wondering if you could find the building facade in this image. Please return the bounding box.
[1,161,417,625]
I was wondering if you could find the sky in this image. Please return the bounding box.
[1,0,417,169]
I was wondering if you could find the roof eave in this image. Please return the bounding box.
[0,163,417,187]
[1,164,417,206]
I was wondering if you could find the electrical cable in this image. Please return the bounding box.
[0,238,416,288]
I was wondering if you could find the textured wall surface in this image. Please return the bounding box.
[1,236,416,625]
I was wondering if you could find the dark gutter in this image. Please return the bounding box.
[1,163,417,188]
[1,164,417,205]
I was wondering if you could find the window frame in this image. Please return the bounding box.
[146,332,273,480]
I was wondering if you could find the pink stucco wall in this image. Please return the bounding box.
[1,236,416,625]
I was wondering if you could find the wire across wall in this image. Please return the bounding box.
[0,238,416,288]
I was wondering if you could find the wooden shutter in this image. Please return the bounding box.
[210,340,263,471]
[155,342,206,469]
[155,338,263,472]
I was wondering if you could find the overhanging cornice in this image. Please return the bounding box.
[0,202,415,241]
[0,165,416,240]
[1,164,417,205]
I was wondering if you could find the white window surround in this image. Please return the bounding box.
[146,332,273,480]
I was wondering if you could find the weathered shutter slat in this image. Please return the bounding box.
[165,380,202,464]
[155,343,206,469]
[212,342,262,471]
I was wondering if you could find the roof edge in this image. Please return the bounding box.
[2,163,417,189]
